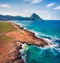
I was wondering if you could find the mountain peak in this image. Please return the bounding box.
[31,13,38,16]
[31,13,42,20]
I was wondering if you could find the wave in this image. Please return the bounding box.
[19,44,29,63]
[39,38,60,56]
[14,22,60,54]
[27,29,60,54]
[14,21,60,40]
[27,29,60,40]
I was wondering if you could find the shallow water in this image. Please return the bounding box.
[13,20,60,63]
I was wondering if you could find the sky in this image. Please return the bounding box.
[0,0,60,20]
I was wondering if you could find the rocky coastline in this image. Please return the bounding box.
[0,22,48,63]
[6,23,48,46]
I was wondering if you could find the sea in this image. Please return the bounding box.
[13,20,60,63]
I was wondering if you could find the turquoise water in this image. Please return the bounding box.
[14,20,60,38]
[13,20,60,63]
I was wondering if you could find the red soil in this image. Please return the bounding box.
[5,23,48,46]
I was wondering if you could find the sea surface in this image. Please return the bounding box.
[13,20,60,63]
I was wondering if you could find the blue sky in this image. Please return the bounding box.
[0,0,60,20]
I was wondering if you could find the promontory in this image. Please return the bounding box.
[0,21,47,63]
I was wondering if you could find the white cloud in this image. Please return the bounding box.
[23,0,43,4]
[0,8,59,20]
[54,6,60,10]
[0,4,10,8]
[19,9,51,20]
[0,8,50,19]
[46,3,55,7]
[32,0,43,4]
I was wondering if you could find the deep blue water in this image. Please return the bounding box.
[13,20,60,63]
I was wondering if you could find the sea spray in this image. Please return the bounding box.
[19,44,29,63]
[19,38,60,63]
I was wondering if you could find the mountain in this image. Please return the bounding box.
[0,13,43,21]
[30,13,42,20]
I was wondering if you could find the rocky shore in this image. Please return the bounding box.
[0,41,24,63]
[6,23,48,46]
[0,21,48,63]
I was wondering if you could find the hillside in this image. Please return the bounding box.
[0,13,42,21]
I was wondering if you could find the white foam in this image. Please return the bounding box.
[14,21,60,40]
[19,44,29,63]
[19,44,29,54]
[54,47,60,52]
[46,38,58,45]
[38,38,59,56]
[19,49,24,54]
[25,29,60,40]
[27,29,40,38]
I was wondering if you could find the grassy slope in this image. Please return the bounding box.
[0,22,17,33]
[0,21,18,45]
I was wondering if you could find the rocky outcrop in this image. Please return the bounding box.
[0,41,24,63]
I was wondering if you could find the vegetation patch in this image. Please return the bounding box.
[0,34,13,46]
[0,22,18,33]
[0,21,18,45]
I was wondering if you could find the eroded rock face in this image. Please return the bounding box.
[0,42,24,63]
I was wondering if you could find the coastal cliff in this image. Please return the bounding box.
[0,21,47,63]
